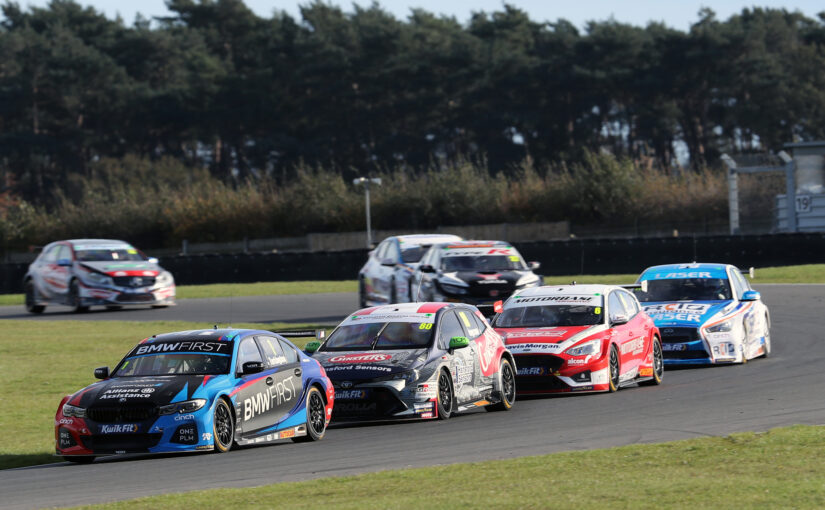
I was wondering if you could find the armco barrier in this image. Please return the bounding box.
[1,233,822,294]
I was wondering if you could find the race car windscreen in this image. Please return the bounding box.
[321,322,434,351]
[493,304,603,328]
[75,247,144,262]
[442,255,524,272]
[636,278,733,302]
[114,353,231,376]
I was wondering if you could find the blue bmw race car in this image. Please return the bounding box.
[634,263,771,365]
[55,329,334,463]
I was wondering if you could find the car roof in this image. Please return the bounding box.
[396,234,462,245]
[66,239,132,247]
[141,328,253,344]
[343,302,460,324]
[640,263,731,280]
[503,285,609,308]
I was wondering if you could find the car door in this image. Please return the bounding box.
[38,245,66,298]
[53,244,74,298]
[730,267,762,353]
[608,291,640,378]
[234,336,274,436]
[617,289,648,373]
[368,240,391,302]
[417,248,441,301]
[438,310,479,404]
[375,239,401,302]
[254,335,303,425]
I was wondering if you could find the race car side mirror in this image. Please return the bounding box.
[420,265,435,273]
[529,261,541,270]
[57,258,72,267]
[242,361,264,375]
[741,290,760,302]
[380,257,396,267]
[611,314,629,326]
[449,336,470,350]
[304,341,321,354]
[94,366,109,379]
[147,257,159,264]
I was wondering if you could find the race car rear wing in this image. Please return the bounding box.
[273,329,327,354]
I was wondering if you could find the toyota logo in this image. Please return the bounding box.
[663,329,674,334]
[340,381,353,389]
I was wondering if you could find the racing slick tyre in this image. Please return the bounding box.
[608,344,620,392]
[639,338,664,386]
[358,277,367,308]
[293,386,327,442]
[68,280,89,313]
[436,369,454,420]
[63,456,94,464]
[213,398,234,453]
[24,281,45,314]
[487,358,516,412]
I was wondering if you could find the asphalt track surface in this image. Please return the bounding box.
[1,284,824,509]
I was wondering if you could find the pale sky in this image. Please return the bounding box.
[14,1,825,30]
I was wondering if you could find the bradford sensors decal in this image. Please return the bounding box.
[243,378,297,420]
[643,303,712,323]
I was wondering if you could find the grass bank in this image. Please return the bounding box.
[0,320,321,470]
[73,425,825,509]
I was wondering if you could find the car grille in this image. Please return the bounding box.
[664,349,710,360]
[514,354,565,373]
[115,293,155,303]
[659,327,701,344]
[332,387,406,421]
[467,281,514,299]
[86,404,158,423]
[81,433,163,453]
[514,376,569,392]
[113,276,156,288]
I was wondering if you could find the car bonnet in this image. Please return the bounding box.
[66,374,221,409]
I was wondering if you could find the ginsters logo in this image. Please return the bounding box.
[328,353,391,364]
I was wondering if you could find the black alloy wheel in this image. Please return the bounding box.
[68,280,89,313]
[294,387,327,442]
[436,370,454,420]
[25,281,45,314]
[213,398,234,452]
[608,345,620,392]
[487,358,516,411]
[640,339,664,386]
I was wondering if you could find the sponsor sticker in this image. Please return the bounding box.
[662,344,687,351]
[640,367,654,377]
[328,353,392,364]
[335,389,368,400]
[279,429,296,439]
[517,367,545,376]
[100,424,138,434]
[620,338,645,355]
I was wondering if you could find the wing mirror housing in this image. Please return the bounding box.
[449,336,470,350]
[147,257,159,264]
[420,264,436,273]
[94,366,109,379]
[57,258,72,267]
[741,290,760,302]
[380,257,396,267]
[611,313,629,326]
[304,341,321,354]
[529,261,541,270]
[242,361,264,375]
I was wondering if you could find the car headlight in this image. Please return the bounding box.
[440,283,468,295]
[62,403,86,418]
[158,399,207,415]
[565,339,601,357]
[516,275,540,288]
[81,271,113,286]
[155,271,174,286]
[705,319,734,333]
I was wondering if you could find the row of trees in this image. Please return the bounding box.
[1,1,825,204]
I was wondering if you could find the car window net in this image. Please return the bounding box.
[494,305,602,328]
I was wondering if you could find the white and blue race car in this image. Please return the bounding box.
[635,263,771,365]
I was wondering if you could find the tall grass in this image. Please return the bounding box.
[0,152,738,252]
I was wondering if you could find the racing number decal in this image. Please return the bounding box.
[419,323,433,330]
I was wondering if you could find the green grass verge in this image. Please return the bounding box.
[71,425,825,509]
[1,264,822,307]
[0,320,323,470]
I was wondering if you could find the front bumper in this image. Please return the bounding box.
[660,327,739,365]
[513,353,611,394]
[78,282,176,307]
[330,378,438,422]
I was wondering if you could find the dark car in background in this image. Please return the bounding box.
[411,240,542,315]
[23,239,176,313]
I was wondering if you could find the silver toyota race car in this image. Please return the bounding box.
[24,239,175,313]
[306,302,516,421]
